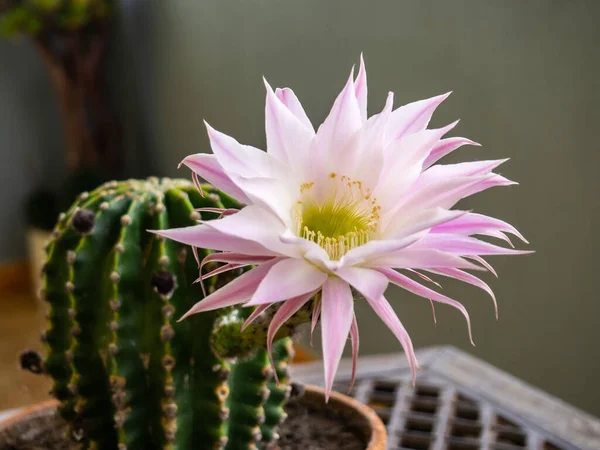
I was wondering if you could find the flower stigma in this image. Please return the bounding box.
[295,173,380,260]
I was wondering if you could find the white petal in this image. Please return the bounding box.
[382,208,466,241]
[265,79,315,167]
[340,235,423,267]
[151,224,277,256]
[205,121,292,180]
[368,248,482,271]
[180,153,251,203]
[229,173,296,226]
[354,54,368,123]
[315,69,362,169]
[335,267,389,302]
[203,205,300,257]
[386,92,451,143]
[275,87,314,132]
[321,277,354,400]
[247,258,326,305]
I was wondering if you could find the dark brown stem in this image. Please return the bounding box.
[33,23,121,176]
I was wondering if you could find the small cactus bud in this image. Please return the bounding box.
[151,271,175,295]
[19,350,43,374]
[71,209,95,233]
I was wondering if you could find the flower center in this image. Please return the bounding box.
[295,174,380,260]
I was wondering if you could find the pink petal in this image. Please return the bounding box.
[179,153,251,203]
[228,173,296,226]
[431,212,528,244]
[388,174,493,216]
[466,255,498,277]
[338,91,393,184]
[200,263,245,281]
[310,298,321,348]
[363,294,418,384]
[265,79,314,166]
[354,54,368,123]
[203,205,299,257]
[275,87,314,132]
[383,207,467,241]
[204,121,290,180]
[316,68,363,162]
[151,224,277,256]
[428,268,498,319]
[429,299,437,325]
[178,259,280,321]
[423,137,481,169]
[368,249,483,271]
[321,277,354,401]
[341,235,423,267]
[195,207,240,218]
[382,121,458,167]
[379,268,475,346]
[247,258,326,306]
[335,267,389,302]
[267,292,314,384]
[407,269,442,288]
[387,92,451,142]
[425,159,509,178]
[349,313,359,393]
[279,230,338,272]
[198,252,274,295]
[200,252,274,270]
[241,303,271,331]
[413,234,533,256]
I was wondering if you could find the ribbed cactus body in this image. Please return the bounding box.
[40,178,299,450]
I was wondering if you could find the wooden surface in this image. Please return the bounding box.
[0,290,52,412]
[0,261,30,293]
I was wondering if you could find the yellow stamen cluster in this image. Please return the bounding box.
[295,175,380,260]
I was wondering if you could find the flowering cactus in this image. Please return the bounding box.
[35,178,302,450]
[156,56,531,399]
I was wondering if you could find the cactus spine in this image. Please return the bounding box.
[39,178,310,450]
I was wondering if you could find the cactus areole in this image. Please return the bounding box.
[38,178,310,450]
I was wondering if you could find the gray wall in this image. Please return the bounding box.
[0,39,64,261]
[2,0,599,415]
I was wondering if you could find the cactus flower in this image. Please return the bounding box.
[155,57,530,399]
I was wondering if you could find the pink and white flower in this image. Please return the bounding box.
[154,56,530,399]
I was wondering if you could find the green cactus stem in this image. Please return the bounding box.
[37,178,313,450]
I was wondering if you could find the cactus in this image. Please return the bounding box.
[33,178,313,450]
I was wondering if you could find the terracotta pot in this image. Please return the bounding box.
[0,386,386,449]
[301,385,387,450]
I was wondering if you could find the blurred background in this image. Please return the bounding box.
[0,0,598,417]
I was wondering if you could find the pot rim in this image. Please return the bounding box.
[0,386,387,449]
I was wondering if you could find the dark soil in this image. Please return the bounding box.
[0,397,367,450]
[275,398,366,450]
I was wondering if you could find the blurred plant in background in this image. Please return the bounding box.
[1,0,121,231]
